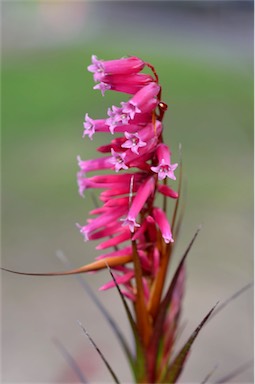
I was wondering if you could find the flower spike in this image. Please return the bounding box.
[2,54,233,384]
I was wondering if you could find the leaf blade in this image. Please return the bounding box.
[163,304,217,383]
[56,252,135,374]
[147,228,200,382]
[77,320,121,384]
[106,263,147,382]
[52,337,88,384]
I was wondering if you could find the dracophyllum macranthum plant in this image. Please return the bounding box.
[5,55,242,383]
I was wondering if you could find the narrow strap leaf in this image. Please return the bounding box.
[105,263,138,338]
[200,365,218,384]
[214,360,253,384]
[210,281,253,321]
[52,337,88,383]
[150,228,200,348]
[56,251,134,372]
[0,254,132,276]
[106,264,146,381]
[77,320,121,384]
[163,304,217,383]
[147,228,200,382]
[171,184,186,244]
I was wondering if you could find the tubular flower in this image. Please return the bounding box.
[2,55,220,384]
[75,55,214,384]
[78,55,179,304]
[151,143,178,180]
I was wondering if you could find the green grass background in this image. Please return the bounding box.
[2,8,253,384]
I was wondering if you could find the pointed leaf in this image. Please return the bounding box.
[157,264,186,377]
[0,254,132,276]
[210,281,253,321]
[77,320,121,384]
[56,252,134,374]
[52,337,88,383]
[150,228,200,347]
[214,360,253,384]
[106,263,146,382]
[163,304,217,383]
[171,185,186,244]
[200,365,218,384]
[147,228,200,382]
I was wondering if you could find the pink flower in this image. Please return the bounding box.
[99,270,135,291]
[106,105,130,133]
[77,155,114,173]
[121,132,147,155]
[94,73,154,96]
[122,177,155,232]
[88,55,145,81]
[5,55,209,382]
[96,246,132,261]
[96,229,131,250]
[78,55,178,308]
[77,204,128,241]
[157,184,178,199]
[151,143,178,180]
[152,207,174,244]
[110,148,129,172]
[121,82,160,120]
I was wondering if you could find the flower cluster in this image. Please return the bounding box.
[2,55,229,384]
[77,55,178,301]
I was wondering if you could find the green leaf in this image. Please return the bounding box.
[56,252,134,377]
[52,337,88,383]
[214,360,253,384]
[210,281,253,322]
[200,365,218,384]
[163,304,217,383]
[147,228,200,382]
[106,264,147,382]
[77,320,121,384]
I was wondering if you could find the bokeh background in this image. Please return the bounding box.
[2,1,254,383]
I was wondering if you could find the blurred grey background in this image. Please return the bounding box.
[2,1,253,383]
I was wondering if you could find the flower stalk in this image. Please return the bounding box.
[79,55,188,382]
[2,54,224,383]
[79,55,187,381]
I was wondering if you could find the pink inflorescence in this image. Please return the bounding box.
[78,55,178,299]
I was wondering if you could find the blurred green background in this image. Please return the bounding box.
[2,1,253,383]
